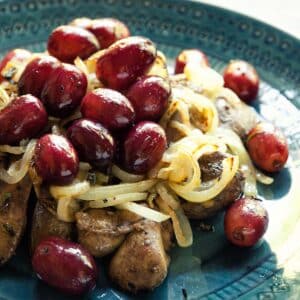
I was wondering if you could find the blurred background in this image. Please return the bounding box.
[200,0,300,38]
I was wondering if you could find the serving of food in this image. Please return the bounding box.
[1,2,300,298]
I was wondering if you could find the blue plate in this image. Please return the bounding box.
[0,1,300,299]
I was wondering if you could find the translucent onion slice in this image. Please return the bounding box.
[0,144,26,154]
[74,57,89,77]
[85,49,106,73]
[159,97,180,129]
[57,197,80,222]
[146,51,169,79]
[0,85,10,110]
[156,197,193,247]
[169,156,239,203]
[116,202,170,222]
[162,150,201,193]
[173,87,219,133]
[50,181,90,200]
[89,192,148,208]
[184,64,224,97]
[169,121,192,136]
[0,139,36,184]
[112,164,145,183]
[215,128,273,194]
[79,179,157,201]
[156,183,180,210]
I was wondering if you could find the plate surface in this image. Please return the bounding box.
[0,1,300,299]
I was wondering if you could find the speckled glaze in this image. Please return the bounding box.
[0,0,300,299]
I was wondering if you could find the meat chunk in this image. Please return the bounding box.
[76,209,135,257]
[31,200,74,252]
[0,175,32,265]
[216,95,258,138]
[182,171,244,219]
[109,220,170,293]
[198,151,225,182]
[182,152,244,219]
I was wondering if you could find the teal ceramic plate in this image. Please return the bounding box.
[0,1,300,299]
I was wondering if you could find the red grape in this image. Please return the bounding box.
[96,36,156,90]
[246,122,289,172]
[47,25,99,63]
[0,48,31,82]
[0,94,47,145]
[34,134,79,185]
[223,60,259,103]
[18,56,59,98]
[174,49,209,74]
[123,121,167,174]
[81,88,135,131]
[126,75,170,121]
[67,119,115,170]
[87,18,130,49]
[69,17,92,28]
[41,63,87,117]
[32,236,97,295]
[224,197,269,247]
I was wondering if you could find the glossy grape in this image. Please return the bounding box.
[67,119,115,169]
[0,48,31,82]
[126,75,170,121]
[123,121,167,174]
[87,18,130,49]
[18,56,59,98]
[246,122,289,172]
[81,88,135,131]
[34,134,79,185]
[0,95,48,145]
[96,36,156,90]
[69,17,92,28]
[47,25,99,63]
[32,236,98,295]
[41,63,87,118]
[174,49,209,74]
[223,60,259,103]
[224,197,269,247]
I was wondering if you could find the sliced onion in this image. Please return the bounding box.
[0,144,26,154]
[79,179,157,201]
[169,155,239,203]
[95,172,110,184]
[146,50,169,79]
[89,192,148,208]
[85,49,106,73]
[79,162,92,171]
[74,57,89,77]
[159,97,180,129]
[156,197,193,247]
[184,64,224,97]
[112,164,145,183]
[116,202,170,222]
[214,128,273,195]
[50,181,90,200]
[0,139,36,184]
[169,120,192,136]
[0,85,11,110]
[156,183,180,210]
[146,192,157,208]
[161,150,201,193]
[57,197,80,222]
[255,169,274,185]
[172,86,219,133]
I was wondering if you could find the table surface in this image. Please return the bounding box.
[199,0,300,39]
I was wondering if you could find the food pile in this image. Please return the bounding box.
[0,17,289,295]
